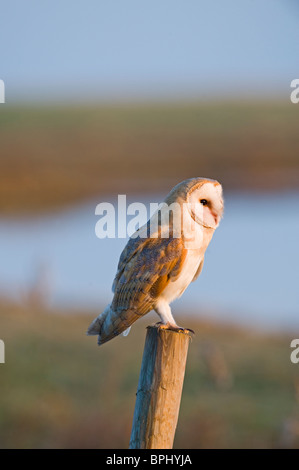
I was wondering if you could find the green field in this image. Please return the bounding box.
[1,300,298,449]
[0,101,298,214]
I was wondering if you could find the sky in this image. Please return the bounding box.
[0,0,299,102]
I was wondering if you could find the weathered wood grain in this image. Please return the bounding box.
[129,325,191,449]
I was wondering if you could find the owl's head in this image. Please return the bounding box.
[187,178,224,229]
[166,177,224,230]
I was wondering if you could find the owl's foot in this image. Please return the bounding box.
[182,327,195,335]
[154,322,194,335]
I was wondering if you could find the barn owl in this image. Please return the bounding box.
[87,177,223,345]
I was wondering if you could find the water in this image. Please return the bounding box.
[0,192,298,332]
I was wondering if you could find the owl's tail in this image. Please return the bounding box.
[86,304,133,345]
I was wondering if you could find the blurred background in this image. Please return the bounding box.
[0,0,299,448]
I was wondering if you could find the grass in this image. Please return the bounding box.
[0,101,298,215]
[0,300,298,448]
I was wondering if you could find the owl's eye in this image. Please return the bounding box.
[200,199,208,206]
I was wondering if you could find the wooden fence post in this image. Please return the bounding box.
[129,325,192,449]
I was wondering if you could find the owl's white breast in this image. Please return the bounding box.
[159,249,203,305]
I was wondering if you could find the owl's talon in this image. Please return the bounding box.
[184,328,195,335]
[176,327,195,335]
[154,322,194,335]
[154,322,169,330]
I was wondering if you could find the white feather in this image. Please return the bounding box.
[160,250,203,304]
[122,327,131,337]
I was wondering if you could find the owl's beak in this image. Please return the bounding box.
[212,200,224,227]
[211,210,221,227]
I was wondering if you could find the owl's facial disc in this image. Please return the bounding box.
[188,182,224,229]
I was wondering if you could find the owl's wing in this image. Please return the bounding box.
[192,257,204,282]
[112,234,187,316]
